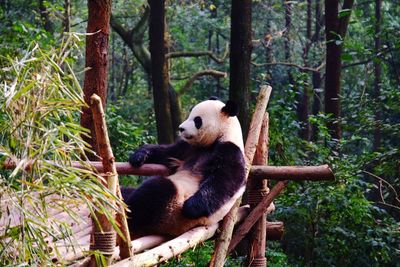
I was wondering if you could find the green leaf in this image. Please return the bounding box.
[341,53,353,61]
[339,9,352,18]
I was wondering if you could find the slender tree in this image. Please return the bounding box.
[264,2,273,84]
[324,0,354,140]
[38,0,54,33]
[80,0,112,159]
[297,0,313,140]
[283,0,293,84]
[149,0,174,144]
[311,0,323,140]
[63,0,71,33]
[229,0,252,136]
[373,0,382,151]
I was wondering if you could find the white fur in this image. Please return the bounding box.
[179,100,244,153]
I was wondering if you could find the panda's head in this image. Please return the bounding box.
[178,98,244,151]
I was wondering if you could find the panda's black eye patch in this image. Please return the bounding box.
[194,116,202,129]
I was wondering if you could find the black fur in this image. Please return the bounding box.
[221,100,238,117]
[128,140,191,171]
[125,136,245,235]
[182,141,245,218]
[209,96,219,100]
[120,187,135,201]
[125,176,177,234]
[194,116,203,129]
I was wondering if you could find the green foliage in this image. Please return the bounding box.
[0,36,120,265]
[1,0,400,266]
[269,114,400,266]
[106,101,156,162]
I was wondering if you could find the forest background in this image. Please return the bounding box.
[0,0,399,266]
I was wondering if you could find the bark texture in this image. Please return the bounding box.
[149,0,174,144]
[324,0,354,140]
[229,0,252,137]
[373,0,382,151]
[81,0,111,159]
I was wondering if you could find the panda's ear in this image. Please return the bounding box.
[209,96,219,100]
[221,100,238,117]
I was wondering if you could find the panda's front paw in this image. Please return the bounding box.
[128,147,151,167]
[182,196,210,219]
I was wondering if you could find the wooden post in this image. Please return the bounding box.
[209,85,272,267]
[89,94,132,266]
[228,181,289,254]
[247,113,269,267]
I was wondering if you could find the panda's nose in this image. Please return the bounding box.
[179,127,185,133]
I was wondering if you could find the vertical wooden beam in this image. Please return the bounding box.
[89,94,132,266]
[247,113,269,267]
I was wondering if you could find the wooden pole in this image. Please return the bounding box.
[209,85,272,267]
[250,165,335,181]
[89,94,132,266]
[228,181,289,254]
[247,113,269,267]
[2,162,334,181]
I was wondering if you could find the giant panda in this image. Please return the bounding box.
[123,98,245,238]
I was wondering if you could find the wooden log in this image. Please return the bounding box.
[228,181,289,254]
[89,94,131,266]
[247,113,269,267]
[209,85,272,267]
[110,206,250,267]
[250,165,335,181]
[265,221,284,241]
[71,161,170,176]
[2,160,334,181]
[1,158,170,177]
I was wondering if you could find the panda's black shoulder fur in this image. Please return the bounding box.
[182,141,245,219]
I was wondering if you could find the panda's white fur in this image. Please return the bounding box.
[179,100,244,153]
[124,99,246,238]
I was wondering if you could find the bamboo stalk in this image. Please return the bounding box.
[228,181,289,254]
[209,85,272,267]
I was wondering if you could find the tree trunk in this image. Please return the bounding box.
[311,0,323,140]
[63,0,71,33]
[297,0,313,141]
[149,0,174,144]
[111,9,182,139]
[324,0,354,140]
[80,0,111,160]
[265,5,273,84]
[229,0,252,137]
[311,70,322,140]
[373,0,382,151]
[283,0,293,83]
[38,0,54,33]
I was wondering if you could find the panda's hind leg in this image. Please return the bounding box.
[125,176,177,236]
